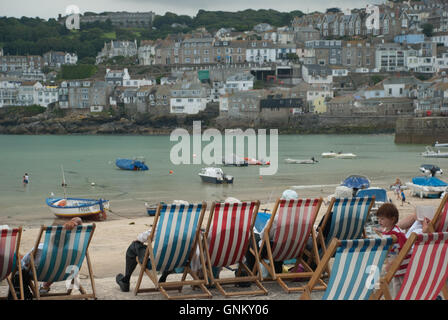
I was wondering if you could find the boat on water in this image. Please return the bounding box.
[406,176,448,199]
[46,165,110,220]
[46,197,109,220]
[434,141,448,148]
[321,152,357,159]
[419,164,443,177]
[421,146,448,158]
[244,157,270,165]
[222,154,248,167]
[284,157,318,164]
[115,157,149,171]
[198,167,234,184]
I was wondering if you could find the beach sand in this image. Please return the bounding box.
[1,190,444,300]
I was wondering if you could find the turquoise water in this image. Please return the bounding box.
[0,134,441,225]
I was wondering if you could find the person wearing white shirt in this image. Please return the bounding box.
[115,228,171,292]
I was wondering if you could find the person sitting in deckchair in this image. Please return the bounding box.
[116,228,172,292]
[21,217,82,294]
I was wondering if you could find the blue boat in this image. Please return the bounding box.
[116,158,149,171]
[407,176,448,198]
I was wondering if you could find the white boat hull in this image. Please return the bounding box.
[47,198,110,219]
[284,158,317,164]
[405,182,446,199]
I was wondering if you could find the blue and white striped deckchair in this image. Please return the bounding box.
[318,197,375,252]
[134,202,212,299]
[29,224,96,300]
[300,236,396,300]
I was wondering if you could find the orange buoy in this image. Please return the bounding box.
[169,170,173,174]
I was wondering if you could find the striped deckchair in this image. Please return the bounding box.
[317,197,375,255]
[134,202,211,299]
[0,226,23,300]
[300,236,397,300]
[259,198,324,293]
[428,193,448,232]
[202,201,268,297]
[372,232,448,300]
[29,224,96,300]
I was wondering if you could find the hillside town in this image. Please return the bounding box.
[1,0,448,126]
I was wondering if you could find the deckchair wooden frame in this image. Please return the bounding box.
[29,224,97,300]
[317,197,375,256]
[0,227,24,300]
[259,197,326,293]
[301,235,397,300]
[202,201,268,297]
[134,202,212,300]
[428,193,448,232]
[371,232,448,300]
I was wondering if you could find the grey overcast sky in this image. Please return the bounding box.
[2,0,384,20]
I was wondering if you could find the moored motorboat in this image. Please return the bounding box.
[419,164,443,177]
[284,157,318,164]
[321,152,337,158]
[244,157,270,165]
[335,152,357,159]
[199,167,234,184]
[421,146,448,158]
[222,154,248,167]
[46,197,109,220]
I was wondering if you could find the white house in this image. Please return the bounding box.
[138,40,156,65]
[105,68,131,86]
[0,80,20,107]
[64,53,78,65]
[302,64,333,84]
[225,73,254,93]
[245,41,276,63]
[170,82,208,114]
[17,81,43,106]
[36,85,59,107]
[123,78,154,87]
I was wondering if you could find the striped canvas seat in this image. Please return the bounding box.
[323,237,394,300]
[134,203,212,299]
[395,232,448,300]
[1,226,23,300]
[0,227,20,282]
[207,202,258,268]
[203,201,268,297]
[259,198,323,293]
[320,197,375,247]
[152,204,204,272]
[372,232,448,300]
[29,224,96,300]
[270,198,321,261]
[35,225,94,282]
[300,236,396,300]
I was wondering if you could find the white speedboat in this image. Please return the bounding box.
[321,152,337,158]
[419,164,443,177]
[434,141,448,148]
[335,153,357,159]
[284,158,318,164]
[321,152,357,159]
[198,167,233,184]
[422,146,448,158]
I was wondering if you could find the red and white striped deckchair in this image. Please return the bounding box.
[259,198,324,293]
[429,193,448,232]
[0,226,23,300]
[202,201,268,297]
[372,232,448,300]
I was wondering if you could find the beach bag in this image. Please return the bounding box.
[8,272,34,300]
